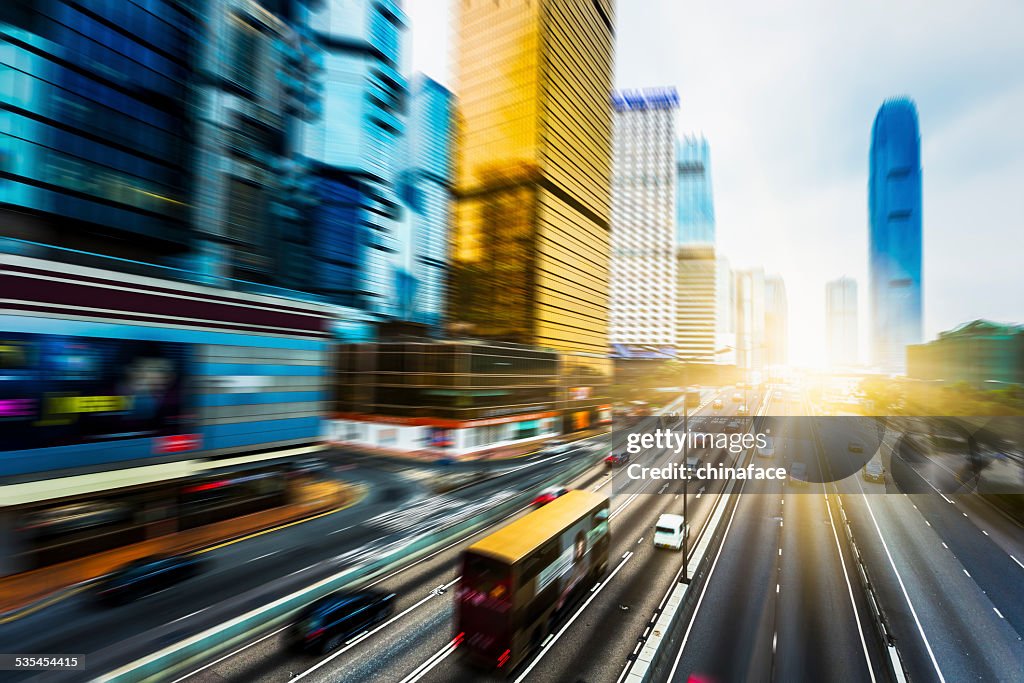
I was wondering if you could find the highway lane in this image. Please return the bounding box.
[663,391,884,683]
[6,443,601,682]
[185,390,741,683]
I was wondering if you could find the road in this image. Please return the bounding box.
[3,441,605,682]
[660,393,886,683]
[170,390,748,683]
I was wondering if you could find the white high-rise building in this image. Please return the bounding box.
[715,254,736,364]
[735,267,766,371]
[609,88,679,351]
[827,277,859,366]
[764,275,788,367]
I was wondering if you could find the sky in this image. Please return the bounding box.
[407,0,1024,367]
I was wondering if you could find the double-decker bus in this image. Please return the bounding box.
[456,490,610,671]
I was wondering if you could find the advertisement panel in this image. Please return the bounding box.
[0,333,192,451]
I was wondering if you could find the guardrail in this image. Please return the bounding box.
[621,396,770,683]
[808,411,908,683]
[96,448,608,683]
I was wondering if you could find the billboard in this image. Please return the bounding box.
[0,333,192,451]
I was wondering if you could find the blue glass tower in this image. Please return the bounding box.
[299,0,407,316]
[676,136,715,245]
[396,74,453,330]
[869,97,923,372]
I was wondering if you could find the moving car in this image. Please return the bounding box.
[653,514,689,550]
[737,404,749,415]
[847,441,864,453]
[732,392,743,403]
[531,486,570,507]
[757,436,775,458]
[539,438,572,456]
[685,454,703,473]
[788,461,809,486]
[712,399,723,410]
[862,459,885,483]
[605,451,631,467]
[94,554,205,605]
[290,590,395,654]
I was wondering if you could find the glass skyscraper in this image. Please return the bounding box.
[299,0,407,314]
[676,135,715,245]
[2,0,196,263]
[869,97,923,372]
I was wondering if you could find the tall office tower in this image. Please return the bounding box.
[676,136,715,245]
[1,0,197,265]
[735,267,766,371]
[826,276,859,367]
[764,274,788,366]
[395,74,454,330]
[299,0,408,313]
[451,0,615,428]
[869,97,923,372]
[451,0,615,359]
[191,0,317,284]
[676,245,717,361]
[609,88,679,350]
[715,255,736,365]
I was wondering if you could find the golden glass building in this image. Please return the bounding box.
[451,0,615,427]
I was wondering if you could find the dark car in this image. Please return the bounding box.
[95,554,205,606]
[290,590,395,654]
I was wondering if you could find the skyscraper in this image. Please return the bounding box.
[676,245,717,361]
[715,255,736,365]
[869,97,923,373]
[826,277,859,367]
[676,136,715,245]
[300,0,408,314]
[610,88,679,351]
[764,274,788,367]
[396,74,454,330]
[450,0,614,360]
[735,267,765,371]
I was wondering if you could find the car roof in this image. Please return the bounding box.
[657,514,685,525]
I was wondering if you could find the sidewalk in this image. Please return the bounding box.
[0,477,355,618]
[334,427,611,465]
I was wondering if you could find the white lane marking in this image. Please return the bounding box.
[824,486,877,683]
[512,552,634,683]
[963,569,971,578]
[778,548,782,557]
[859,494,948,683]
[169,625,290,683]
[776,584,780,594]
[994,607,1005,619]
[665,478,746,682]
[637,537,644,545]
[941,493,954,504]
[982,530,989,536]
[248,551,279,563]
[329,525,354,536]
[1011,555,1024,570]
[170,607,209,624]
[399,632,462,683]
[962,512,969,518]
[772,632,777,654]
[925,520,931,527]
[696,491,702,500]
[942,542,949,549]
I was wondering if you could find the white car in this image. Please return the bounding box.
[653,513,689,551]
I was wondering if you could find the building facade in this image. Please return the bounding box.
[764,274,788,367]
[735,267,765,372]
[395,74,454,330]
[450,0,615,429]
[826,276,859,367]
[330,340,564,455]
[298,0,407,314]
[907,320,1024,387]
[609,88,679,350]
[715,254,736,365]
[676,136,715,245]
[2,0,197,264]
[676,245,717,362]
[869,97,923,373]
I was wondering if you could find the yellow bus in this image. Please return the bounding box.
[455,490,611,671]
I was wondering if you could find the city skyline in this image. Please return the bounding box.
[409,0,1024,366]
